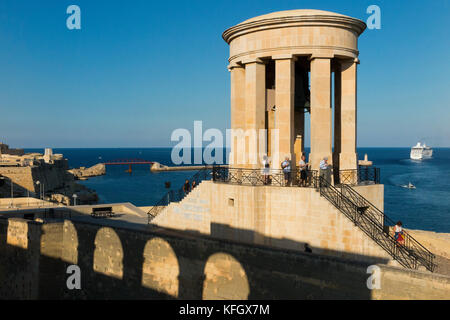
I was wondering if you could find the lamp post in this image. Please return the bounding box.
[0,176,10,208]
[10,178,13,208]
[35,180,41,201]
[3,177,14,208]
[72,194,78,206]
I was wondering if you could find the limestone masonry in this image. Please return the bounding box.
[0,9,448,300]
[0,146,98,205]
[224,9,363,175]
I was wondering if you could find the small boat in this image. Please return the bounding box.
[401,182,416,189]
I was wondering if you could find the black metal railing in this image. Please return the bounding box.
[340,184,436,272]
[317,176,436,272]
[147,168,213,223]
[212,166,319,188]
[212,166,381,188]
[337,166,380,186]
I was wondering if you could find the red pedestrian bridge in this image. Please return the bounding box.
[103,159,155,173]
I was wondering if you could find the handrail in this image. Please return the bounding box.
[212,166,319,187]
[147,168,212,223]
[317,176,436,272]
[340,184,386,227]
[213,166,380,188]
[336,166,380,186]
[340,185,435,259]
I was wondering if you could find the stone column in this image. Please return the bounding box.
[339,59,358,171]
[309,57,332,171]
[274,56,295,170]
[228,65,246,167]
[294,110,305,164]
[333,66,342,174]
[244,59,266,168]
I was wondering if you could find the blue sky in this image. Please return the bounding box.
[0,0,449,148]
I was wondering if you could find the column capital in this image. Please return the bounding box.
[272,54,297,61]
[339,57,360,66]
[309,54,334,60]
[240,57,265,65]
[227,62,244,71]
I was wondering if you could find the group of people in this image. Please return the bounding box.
[262,155,332,186]
[182,179,197,195]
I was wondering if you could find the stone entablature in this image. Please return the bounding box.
[223,9,366,66]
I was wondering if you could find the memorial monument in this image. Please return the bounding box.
[224,9,365,178]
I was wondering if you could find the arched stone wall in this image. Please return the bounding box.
[202,252,250,300]
[142,237,180,297]
[62,220,78,264]
[93,227,124,279]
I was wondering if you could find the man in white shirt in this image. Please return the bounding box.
[319,157,331,185]
[281,157,291,186]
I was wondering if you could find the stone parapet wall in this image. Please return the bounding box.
[374,264,450,300]
[0,217,449,299]
[152,181,393,265]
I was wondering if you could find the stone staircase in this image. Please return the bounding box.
[147,168,212,223]
[316,176,436,272]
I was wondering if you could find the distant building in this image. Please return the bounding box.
[0,142,24,156]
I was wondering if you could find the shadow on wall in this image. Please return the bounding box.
[0,178,33,199]
[210,222,392,266]
[0,217,390,300]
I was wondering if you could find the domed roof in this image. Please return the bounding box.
[239,9,350,25]
[223,9,366,43]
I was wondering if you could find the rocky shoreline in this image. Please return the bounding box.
[0,150,104,206]
[68,163,106,180]
[49,164,106,205]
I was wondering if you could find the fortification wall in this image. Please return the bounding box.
[0,166,35,192]
[0,217,449,300]
[0,160,72,194]
[0,219,41,299]
[30,160,72,193]
[0,143,24,156]
[152,181,393,265]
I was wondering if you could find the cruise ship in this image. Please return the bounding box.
[410,142,433,160]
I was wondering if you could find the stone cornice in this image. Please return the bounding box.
[223,15,367,44]
[272,54,297,60]
[240,57,266,65]
[228,45,360,64]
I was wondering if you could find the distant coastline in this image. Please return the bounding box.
[20,147,450,233]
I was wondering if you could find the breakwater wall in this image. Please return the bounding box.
[150,162,226,172]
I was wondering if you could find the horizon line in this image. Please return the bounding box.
[20,146,450,149]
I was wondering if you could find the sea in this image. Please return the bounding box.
[25,147,450,233]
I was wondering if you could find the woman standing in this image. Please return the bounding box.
[394,221,405,245]
[298,155,308,186]
[262,155,270,185]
